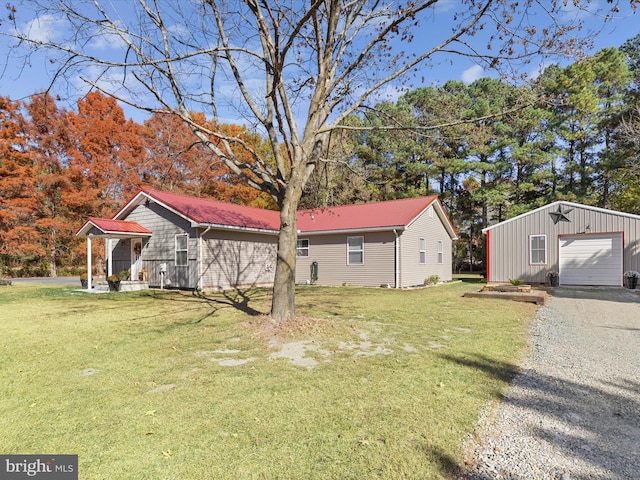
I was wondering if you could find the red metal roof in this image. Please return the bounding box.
[140,188,281,231]
[77,217,152,236]
[297,196,439,232]
[110,189,454,237]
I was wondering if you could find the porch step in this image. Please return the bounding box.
[93,281,109,292]
[119,281,149,292]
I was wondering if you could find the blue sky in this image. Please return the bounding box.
[0,1,638,124]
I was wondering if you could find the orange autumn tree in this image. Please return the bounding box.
[142,112,273,208]
[25,94,87,277]
[67,91,145,215]
[0,96,42,275]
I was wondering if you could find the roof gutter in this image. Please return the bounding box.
[302,226,407,236]
[193,222,279,235]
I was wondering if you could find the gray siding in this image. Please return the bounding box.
[110,238,132,275]
[201,230,277,290]
[486,203,640,284]
[125,203,199,289]
[296,231,396,287]
[399,205,454,286]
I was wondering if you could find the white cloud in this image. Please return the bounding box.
[559,0,601,22]
[21,14,66,43]
[461,65,484,84]
[432,0,457,13]
[89,22,131,51]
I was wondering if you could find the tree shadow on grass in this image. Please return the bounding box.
[420,444,464,478]
[441,353,640,479]
[134,287,271,324]
[438,352,521,384]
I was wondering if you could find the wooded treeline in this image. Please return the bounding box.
[303,38,640,270]
[2,37,640,277]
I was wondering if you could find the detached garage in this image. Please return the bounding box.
[483,202,640,286]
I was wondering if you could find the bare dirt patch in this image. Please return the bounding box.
[244,315,397,368]
[244,314,343,341]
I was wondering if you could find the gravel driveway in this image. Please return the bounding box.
[458,287,640,479]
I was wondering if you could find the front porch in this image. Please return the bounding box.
[76,217,153,291]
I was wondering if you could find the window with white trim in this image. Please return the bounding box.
[419,238,426,264]
[175,233,188,266]
[347,236,364,265]
[437,240,444,264]
[530,235,547,265]
[296,239,309,257]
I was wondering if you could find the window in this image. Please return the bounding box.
[530,235,547,265]
[437,240,444,264]
[419,238,426,264]
[296,239,309,257]
[347,236,364,265]
[175,234,188,266]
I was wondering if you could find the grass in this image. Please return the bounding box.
[0,280,536,479]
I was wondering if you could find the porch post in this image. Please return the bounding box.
[107,238,113,277]
[87,235,92,291]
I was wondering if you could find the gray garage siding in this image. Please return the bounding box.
[486,202,640,284]
[296,231,396,287]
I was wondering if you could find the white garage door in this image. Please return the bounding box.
[559,233,622,286]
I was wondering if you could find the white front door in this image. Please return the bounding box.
[131,238,143,281]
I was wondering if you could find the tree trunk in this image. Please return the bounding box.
[49,229,57,278]
[271,194,299,322]
[270,137,324,322]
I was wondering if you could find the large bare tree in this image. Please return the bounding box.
[2,0,630,320]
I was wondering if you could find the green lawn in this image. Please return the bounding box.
[0,281,536,479]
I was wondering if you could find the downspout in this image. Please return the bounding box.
[198,226,212,291]
[393,229,400,288]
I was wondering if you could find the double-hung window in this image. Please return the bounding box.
[437,240,444,264]
[296,239,309,257]
[175,234,188,266]
[347,236,364,265]
[530,235,547,265]
[419,238,427,264]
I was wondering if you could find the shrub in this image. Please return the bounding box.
[509,278,525,286]
[118,270,130,281]
[424,275,440,286]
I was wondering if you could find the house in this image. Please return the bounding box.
[76,188,457,290]
[482,201,640,286]
[295,197,457,287]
